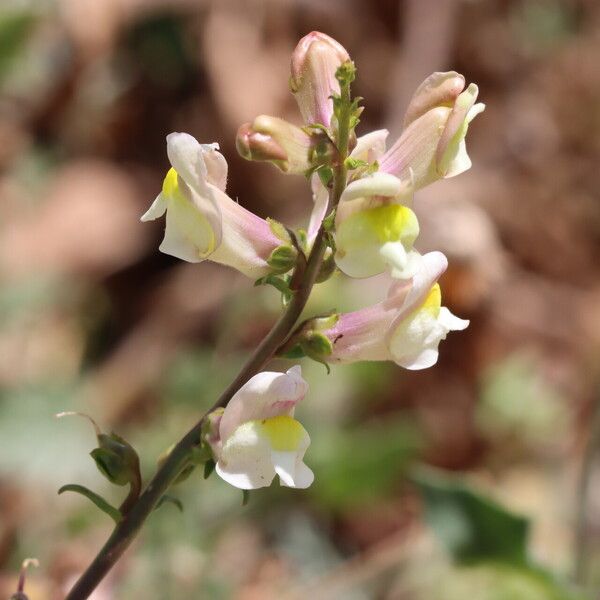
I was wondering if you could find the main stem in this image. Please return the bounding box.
[64,87,352,600]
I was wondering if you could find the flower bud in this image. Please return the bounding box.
[236,115,331,174]
[290,31,350,126]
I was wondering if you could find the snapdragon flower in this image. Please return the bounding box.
[321,252,468,369]
[334,171,420,279]
[378,71,485,189]
[142,133,281,278]
[208,366,314,490]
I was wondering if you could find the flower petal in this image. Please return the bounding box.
[218,367,308,444]
[308,174,329,243]
[351,129,389,162]
[140,193,167,222]
[272,450,314,489]
[340,172,407,204]
[166,132,210,196]
[201,143,228,191]
[158,196,214,262]
[216,421,276,490]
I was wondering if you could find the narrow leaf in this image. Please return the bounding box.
[58,484,121,523]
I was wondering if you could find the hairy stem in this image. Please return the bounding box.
[64,106,353,600]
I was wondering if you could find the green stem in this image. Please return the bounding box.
[64,106,353,600]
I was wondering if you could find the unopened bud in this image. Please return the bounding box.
[290,31,350,127]
[237,116,325,174]
[267,244,298,274]
[56,412,141,488]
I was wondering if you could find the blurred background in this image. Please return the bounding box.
[1,0,599,598]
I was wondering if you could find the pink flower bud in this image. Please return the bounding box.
[236,115,331,174]
[290,31,350,126]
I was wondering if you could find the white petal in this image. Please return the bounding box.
[340,172,406,203]
[272,451,314,489]
[216,422,276,490]
[403,251,448,310]
[141,193,167,222]
[166,132,210,196]
[438,306,469,331]
[158,189,216,262]
[218,368,308,443]
[351,129,389,162]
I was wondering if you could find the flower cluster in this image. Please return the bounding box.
[142,32,483,490]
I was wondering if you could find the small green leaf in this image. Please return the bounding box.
[58,484,121,523]
[413,467,530,565]
[155,495,184,513]
[203,459,216,479]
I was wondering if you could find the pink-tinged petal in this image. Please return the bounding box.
[435,83,478,174]
[209,186,280,278]
[308,174,329,243]
[403,71,465,127]
[379,107,450,189]
[218,367,308,444]
[201,143,228,191]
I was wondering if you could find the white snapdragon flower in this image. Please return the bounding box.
[378,72,485,189]
[208,366,314,490]
[321,252,469,370]
[142,133,280,278]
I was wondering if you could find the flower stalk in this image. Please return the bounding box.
[63,62,357,600]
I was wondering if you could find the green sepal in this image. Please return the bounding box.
[280,344,306,359]
[242,489,250,506]
[267,217,291,243]
[267,244,297,274]
[303,331,333,358]
[254,274,293,304]
[322,209,336,233]
[308,312,340,331]
[203,459,216,480]
[155,495,184,513]
[91,432,141,488]
[345,157,368,170]
[316,164,333,187]
[58,484,121,523]
[316,252,337,283]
